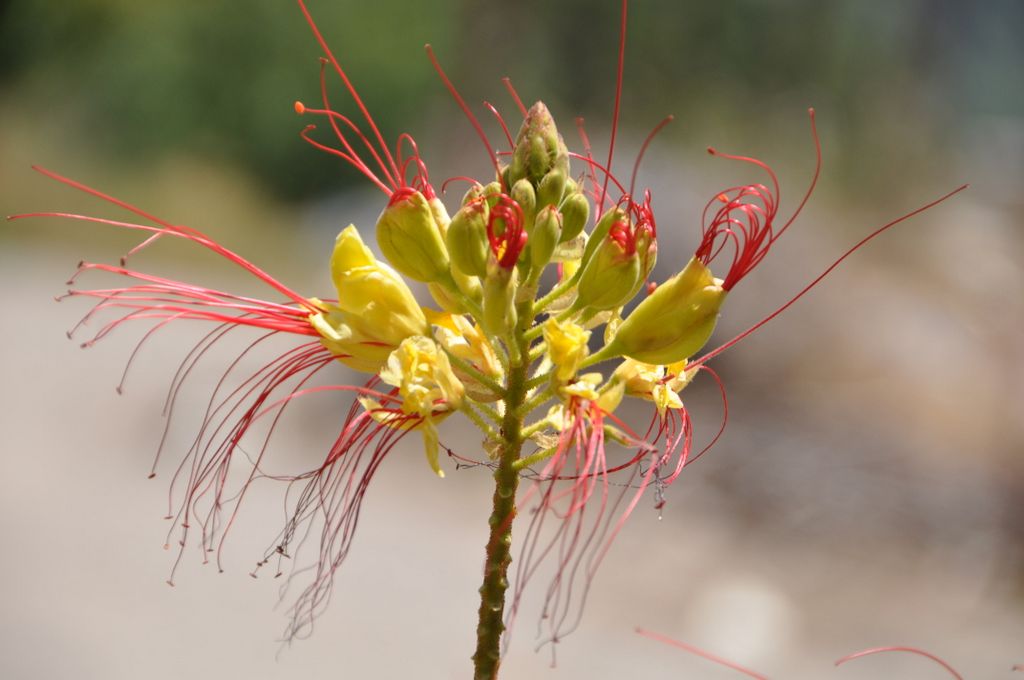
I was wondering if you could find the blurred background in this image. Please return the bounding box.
[1,1,1021,678]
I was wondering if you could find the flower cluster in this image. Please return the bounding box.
[15,0,964,662]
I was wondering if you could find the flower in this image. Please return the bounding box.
[310,225,429,372]
[370,335,465,477]
[15,0,966,668]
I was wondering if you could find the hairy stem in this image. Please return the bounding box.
[472,300,531,680]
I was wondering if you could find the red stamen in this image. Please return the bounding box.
[15,170,317,311]
[484,101,515,148]
[425,44,501,178]
[636,627,770,680]
[696,109,820,291]
[629,114,673,198]
[690,184,969,369]
[502,76,528,118]
[485,194,527,268]
[600,0,629,215]
[297,0,402,186]
[835,646,963,680]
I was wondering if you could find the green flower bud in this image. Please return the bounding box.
[580,207,624,270]
[427,268,481,314]
[428,195,451,231]
[562,177,579,199]
[558,191,590,243]
[375,189,450,282]
[462,182,486,207]
[508,101,569,188]
[607,257,727,365]
[446,200,490,278]
[636,228,657,279]
[427,281,463,314]
[537,168,567,210]
[530,205,563,270]
[510,178,537,234]
[482,262,517,337]
[482,181,502,209]
[575,234,640,311]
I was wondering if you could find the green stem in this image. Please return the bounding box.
[475,401,503,425]
[460,403,497,438]
[512,445,557,472]
[532,268,581,315]
[519,385,554,417]
[471,300,531,680]
[442,346,504,396]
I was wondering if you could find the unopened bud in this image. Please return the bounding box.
[508,101,569,187]
[376,188,450,282]
[482,263,517,337]
[580,207,624,271]
[510,178,537,234]
[530,205,562,270]
[447,200,490,278]
[462,182,486,206]
[607,257,726,365]
[537,168,567,210]
[575,235,640,311]
[428,267,481,314]
[482,181,502,208]
[558,191,590,243]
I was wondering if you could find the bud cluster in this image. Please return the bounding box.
[309,100,730,475]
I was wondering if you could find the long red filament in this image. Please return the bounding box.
[690,184,969,369]
[629,114,674,198]
[16,169,317,311]
[502,77,528,118]
[835,646,963,679]
[425,44,501,178]
[600,0,629,216]
[636,627,770,680]
[296,0,402,186]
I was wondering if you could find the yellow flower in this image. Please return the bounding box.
[310,225,429,372]
[560,372,603,401]
[543,318,590,383]
[430,310,503,401]
[607,257,726,365]
[376,336,465,477]
[613,358,699,415]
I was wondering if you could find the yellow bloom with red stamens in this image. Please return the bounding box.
[31,0,968,664]
[310,225,429,372]
[607,257,726,365]
[613,358,699,415]
[376,336,465,477]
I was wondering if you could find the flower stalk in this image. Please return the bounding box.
[472,298,531,680]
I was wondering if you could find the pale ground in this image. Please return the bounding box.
[1,145,1022,678]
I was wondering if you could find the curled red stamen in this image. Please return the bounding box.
[485,194,527,268]
[696,109,819,291]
